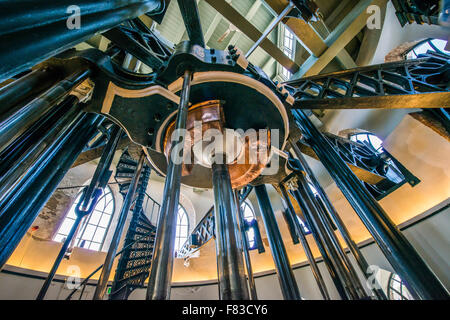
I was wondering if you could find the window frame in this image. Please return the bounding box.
[53,185,116,252]
[174,205,190,254]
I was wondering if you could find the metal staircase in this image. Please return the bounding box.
[109,149,160,300]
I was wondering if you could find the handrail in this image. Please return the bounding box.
[65,233,149,300]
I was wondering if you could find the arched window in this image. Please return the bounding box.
[405,38,449,59]
[53,186,115,252]
[350,132,384,154]
[388,273,413,300]
[174,205,189,253]
[280,26,295,80]
[241,201,256,248]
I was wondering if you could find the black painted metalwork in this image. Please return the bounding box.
[36,124,122,300]
[212,160,250,300]
[291,109,450,300]
[288,162,366,300]
[254,184,301,300]
[0,112,103,269]
[110,161,157,300]
[146,70,192,300]
[176,0,205,48]
[93,151,146,300]
[0,0,167,81]
[278,183,330,300]
[0,69,90,153]
[288,139,388,300]
[235,189,258,300]
[285,52,450,110]
[290,188,349,300]
[296,131,420,200]
[391,0,442,26]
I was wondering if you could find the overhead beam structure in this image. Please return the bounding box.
[292,0,388,78]
[204,0,299,73]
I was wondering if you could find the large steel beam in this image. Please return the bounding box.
[0,0,166,81]
[146,70,192,300]
[292,109,450,300]
[254,184,301,300]
[204,0,299,73]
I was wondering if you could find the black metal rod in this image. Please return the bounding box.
[36,215,82,300]
[210,161,250,300]
[82,125,123,209]
[36,124,122,300]
[279,183,330,300]
[0,113,102,269]
[0,67,63,121]
[254,184,301,300]
[288,140,388,300]
[293,171,361,299]
[235,190,258,300]
[0,69,90,153]
[146,70,192,300]
[292,109,450,300]
[0,0,165,81]
[0,96,80,203]
[93,151,146,300]
[290,188,349,300]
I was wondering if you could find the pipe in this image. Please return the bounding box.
[146,70,192,300]
[210,160,250,300]
[36,124,122,300]
[0,69,90,153]
[235,190,258,300]
[93,152,146,300]
[0,0,165,81]
[0,112,103,269]
[279,183,330,300]
[254,184,301,300]
[291,109,450,300]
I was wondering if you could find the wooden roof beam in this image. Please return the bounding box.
[204,0,299,73]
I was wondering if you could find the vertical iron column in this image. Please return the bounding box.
[93,151,146,300]
[211,161,250,300]
[0,113,102,269]
[292,171,362,300]
[235,190,258,300]
[288,140,388,300]
[254,184,301,300]
[146,70,192,300]
[292,109,449,300]
[37,125,122,300]
[290,188,349,300]
[278,183,330,300]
